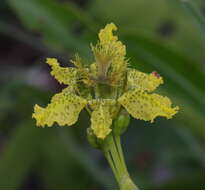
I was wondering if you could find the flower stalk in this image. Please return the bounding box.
[102,132,139,190]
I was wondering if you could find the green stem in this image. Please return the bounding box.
[115,135,127,173]
[104,151,120,184]
[103,133,140,190]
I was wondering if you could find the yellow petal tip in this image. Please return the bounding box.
[46,58,58,66]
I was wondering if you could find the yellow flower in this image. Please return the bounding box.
[32,23,179,139]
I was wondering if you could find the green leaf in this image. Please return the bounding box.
[58,128,116,190]
[176,0,205,37]
[7,0,90,56]
[89,0,205,62]
[147,172,205,190]
[0,122,46,190]
[40,128,93,190]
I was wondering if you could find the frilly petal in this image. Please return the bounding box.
[127,69,163,92]
[93,23,127,85]
[32,87,87,127]
[118,89,179,122]
[98,23,118,44]
[90,105,112,139]
[47,58,77,85]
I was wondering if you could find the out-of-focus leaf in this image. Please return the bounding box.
[40,128,93,190]
[147,172,205,190]
[7,0,91,57]
[0,122,46,190]
[89,0,205,63]
[174,127,205,168]
[175,0,205,37]
[59,128,116,190]
[0,81,49,126]
[0,20,53,54]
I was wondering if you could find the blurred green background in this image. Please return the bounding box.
[0,0,205,189]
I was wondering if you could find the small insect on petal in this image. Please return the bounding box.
[151,71,161,79]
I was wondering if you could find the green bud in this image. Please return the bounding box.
[86,128,100,149]
[113,109,130,135]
